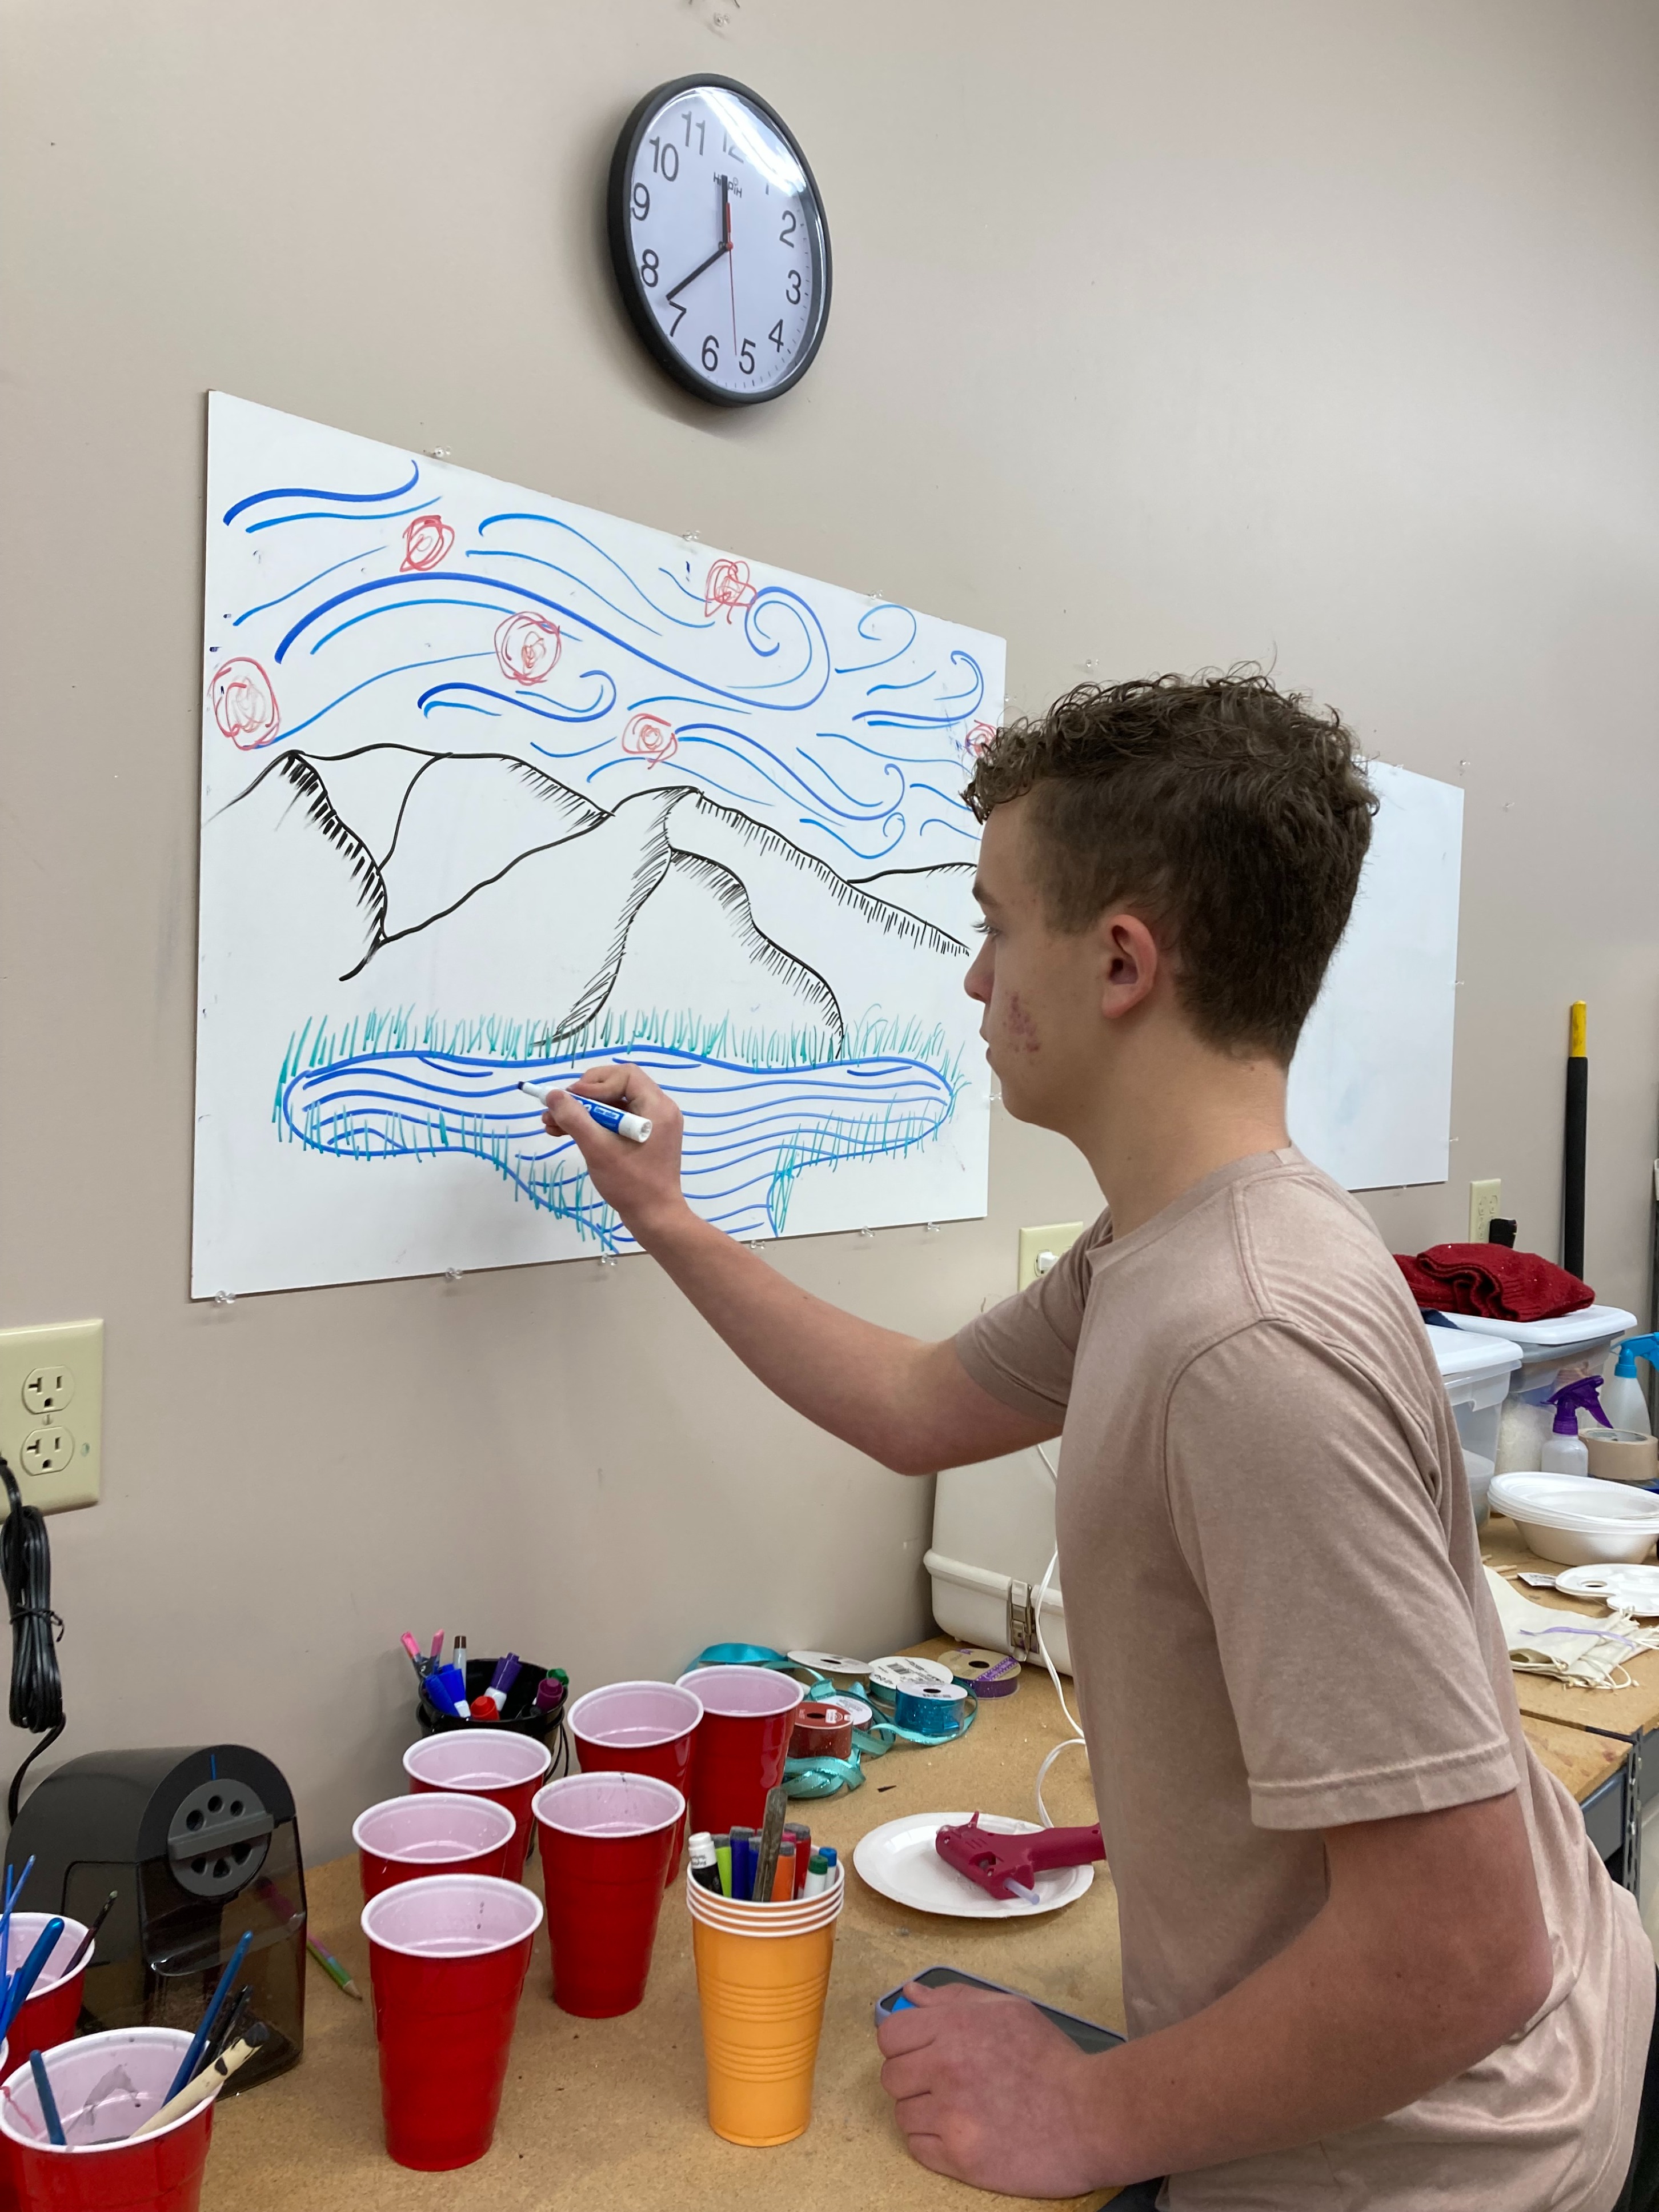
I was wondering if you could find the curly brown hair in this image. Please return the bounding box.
[964,670,1376,1063]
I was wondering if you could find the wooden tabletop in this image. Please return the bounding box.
[1482,1515,1659,1740]
[203,1642,1119,2212]
[1520,1714,1629,1802]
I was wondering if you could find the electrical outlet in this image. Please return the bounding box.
[0,1321,102,1515]
[1018,1222,1085,1291]
[1469,1179,1502,1243]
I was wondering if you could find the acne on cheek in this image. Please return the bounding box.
[1004,992,1040,1053]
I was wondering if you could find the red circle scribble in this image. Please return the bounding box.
[495,614,562,685]
[400,514,454,572]
[704,556,757,622]
[964,721,996,759]
[620,711,679,766]
[210,658,281,749]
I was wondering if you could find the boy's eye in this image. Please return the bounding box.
[972,919,996,937]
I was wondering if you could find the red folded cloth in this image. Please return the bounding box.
[1394,1244,1593,1324]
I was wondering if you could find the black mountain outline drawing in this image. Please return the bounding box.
[223,746,975,1056]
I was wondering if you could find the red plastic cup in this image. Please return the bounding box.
[675,1666,804,1834]
[402,1734,551,1882]
[3,1913,89,2058]
[353,1793,518,1899]
[0,2028,216,2212]
[361,1874,542,2171]
[570,1680,703,1889]
[532,1773,683,2019]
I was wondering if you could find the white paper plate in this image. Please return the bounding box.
[1555,1564,1659,1616]
[852,1811,1095,1920]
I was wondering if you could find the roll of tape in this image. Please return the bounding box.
[790,1701,856,1760]
[939,1646,1022,1697]
[894,1681,968,1737]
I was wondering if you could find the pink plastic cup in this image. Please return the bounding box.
[2,1914,89,2059]
[675,1667,804,1834]
[532,1773,683,2018]
[402,1734,551,1882]
[0,2029,217,2212]
[570,1680,703,1889]
[362,1874,543,2171]
[353,1793,518,1899]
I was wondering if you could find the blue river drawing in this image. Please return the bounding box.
[195,395,1001,1293]
[278,1044,961,1251]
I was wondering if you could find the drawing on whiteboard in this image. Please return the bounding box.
[194,394,1002,1296]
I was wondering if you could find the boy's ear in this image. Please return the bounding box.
[1098,913,1161,1021]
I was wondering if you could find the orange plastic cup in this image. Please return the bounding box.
[686,1864,843,2147]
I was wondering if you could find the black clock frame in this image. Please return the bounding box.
[606,75,832,408]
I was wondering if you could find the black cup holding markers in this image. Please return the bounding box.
[417,1660,567,1745]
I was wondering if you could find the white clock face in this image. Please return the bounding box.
[618,82,829,403]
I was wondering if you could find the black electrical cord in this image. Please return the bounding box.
[0,1456,64,1825]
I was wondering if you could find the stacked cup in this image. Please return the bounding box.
[686,1860,845,2146]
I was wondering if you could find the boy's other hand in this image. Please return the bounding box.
[876,1979,1123,2197]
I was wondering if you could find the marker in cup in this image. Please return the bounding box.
[519,1083,652,1145]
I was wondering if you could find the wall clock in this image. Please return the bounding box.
[607,76,831,407]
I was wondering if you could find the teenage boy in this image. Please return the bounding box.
[542,674,1654,2210]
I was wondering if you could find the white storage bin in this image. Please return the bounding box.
[1440,1306,1637,1474]
[927,1446,1071,1676]
[1428,1328,1522,1525]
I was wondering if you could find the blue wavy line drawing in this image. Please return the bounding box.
[312,596,523,652]
[223,459,421,524]
[463,549,662,636]
[233,548,381,626]
[479,512,711,629]
[833,604,918,676]
[278,651,498,742]
[246,499,432,534]
[798,815,908,863]
[416,674,617,724]
[273,571,832,716]
[918,814,979,841]
[278,1044,959,1250]
[868,670,938,695]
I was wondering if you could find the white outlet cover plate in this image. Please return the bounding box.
[1017,1223,1085,1292]
[0,1321,102,1514]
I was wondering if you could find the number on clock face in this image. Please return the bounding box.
[609,78,831,406]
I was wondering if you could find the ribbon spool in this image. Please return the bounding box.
[939,1646,1021,1698]
[893,1682,968,1737]
[790,1701,856,1761]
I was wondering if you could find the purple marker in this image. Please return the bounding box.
[478,1653,521,1718]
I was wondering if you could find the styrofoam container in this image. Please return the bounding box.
[1489,1471,1659,1566]
[1440,1305,1637,1473]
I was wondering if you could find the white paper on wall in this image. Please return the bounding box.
[193,395,1004,1296]
[1287,761,1463,1191]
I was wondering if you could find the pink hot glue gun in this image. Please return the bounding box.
[934,1813,1105,1905]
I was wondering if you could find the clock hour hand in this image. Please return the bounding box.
[666,175,732,303]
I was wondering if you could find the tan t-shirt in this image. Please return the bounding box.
[955,1148,1652,2212]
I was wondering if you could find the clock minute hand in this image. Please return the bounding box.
[666,175,732,303]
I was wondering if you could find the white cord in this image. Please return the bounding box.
[1032,1440,1088,1825]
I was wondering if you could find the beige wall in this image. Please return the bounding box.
[3,0,1657,1857]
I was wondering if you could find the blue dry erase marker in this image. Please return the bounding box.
[518,1083,652,1145]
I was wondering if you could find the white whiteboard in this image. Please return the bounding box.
[1288,761,1462,1190]
[193,395,1003,1297]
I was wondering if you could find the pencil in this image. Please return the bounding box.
[307,1934,363,1999]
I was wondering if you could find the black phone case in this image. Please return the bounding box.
[873,1965,1123,2054]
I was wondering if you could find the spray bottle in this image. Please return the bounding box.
[1540,1375,1614,1476]
[1602,1336,1659,1437]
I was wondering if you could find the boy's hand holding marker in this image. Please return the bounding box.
[532,1066,690,1231]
